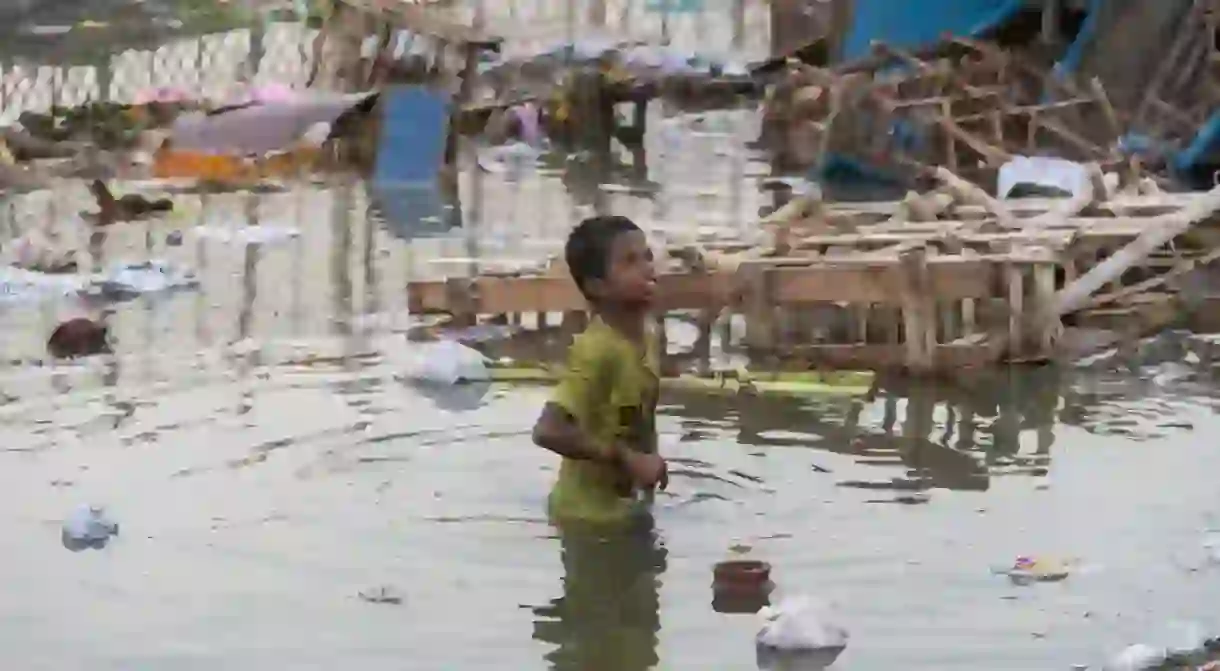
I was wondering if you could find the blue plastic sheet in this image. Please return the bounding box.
[841,0,1027,61]
[370,85,457,239]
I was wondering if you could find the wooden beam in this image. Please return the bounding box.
[408,259,1002,314]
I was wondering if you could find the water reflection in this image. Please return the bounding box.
[663,366,1067,497]
[532,519,668,671]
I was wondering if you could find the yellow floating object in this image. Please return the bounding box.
[485,365,874,397]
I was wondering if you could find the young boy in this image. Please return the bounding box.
[532,215,668,525]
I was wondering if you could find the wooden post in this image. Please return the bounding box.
[898,248,935,372]
[1033,261,1057,355]
[1006,262,1025,359]
[742,264,778,352]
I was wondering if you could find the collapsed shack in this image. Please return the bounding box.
[761,37,1128,191]
[760,0,1220,191]
[408,166,1220,375]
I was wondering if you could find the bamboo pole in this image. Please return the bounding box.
[1048,185,1220,318]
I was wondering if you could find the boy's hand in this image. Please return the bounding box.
[619,450,668,490]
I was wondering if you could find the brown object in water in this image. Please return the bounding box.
[89,179,173,225]
[47,318,111,359]
[712,559,774,614]
[713,559,772,590]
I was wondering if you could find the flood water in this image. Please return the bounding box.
[3,6,1220,671]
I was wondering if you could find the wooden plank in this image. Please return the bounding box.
[767,258,997,303]
[954,98,1094,124]
[408,259,1001,314]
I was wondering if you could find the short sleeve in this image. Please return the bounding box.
[551,333,614,426]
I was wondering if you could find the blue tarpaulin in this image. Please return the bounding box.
[369,85,457,239]
[841,0,1028,61]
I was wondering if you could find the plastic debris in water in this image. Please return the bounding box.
[400,340,490,385]
[358,585,404,605]
[190,225,301,246]
[756,595,848,665]
[84,260,199,301]
[61,504,119,551]
[999,556,1072,585]
[1104,643,1167,671]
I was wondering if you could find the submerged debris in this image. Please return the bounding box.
[998,556,1074,585]
[358,585,405,605]
[756,595,849,670]
[61,504,119,552]
[47,317,110,359]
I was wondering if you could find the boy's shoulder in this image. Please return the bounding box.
[568,321,631,365]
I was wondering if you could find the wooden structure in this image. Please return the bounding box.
[763,37,1129,187]
[309,0,762,156]
[408,170,1220,373]
[1126,0,1220,155]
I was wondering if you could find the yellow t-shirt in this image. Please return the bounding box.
[547,318,659,524]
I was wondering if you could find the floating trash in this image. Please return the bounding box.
[712,558,773,614]
[190,225,301,245]
[0,266,89,305]
[358,585,405,605]
[997,556,1074,585]
[1104,643,1167,671]
[84,260,199,301]
[47,317,110,359]
[400,341,490,386]
[61,504,119,552]
[755,595,849,670]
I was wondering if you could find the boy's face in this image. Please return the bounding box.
[596,230,656,309]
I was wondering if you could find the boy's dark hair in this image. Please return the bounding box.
[564,215,642,300]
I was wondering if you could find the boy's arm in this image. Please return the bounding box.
[532,340,622,465]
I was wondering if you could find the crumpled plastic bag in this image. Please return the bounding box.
[756,595,849,670]
[400,341,490,385]
[84,260,199,300]
[757,595,849,652]
[61,504,119,551]
[1104,621,1209,670]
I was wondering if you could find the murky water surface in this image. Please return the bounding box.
[3,6,1220,671]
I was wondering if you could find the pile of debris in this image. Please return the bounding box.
[760,1,1220,191]
[761,37,1128,189]
[408,159,1220,373]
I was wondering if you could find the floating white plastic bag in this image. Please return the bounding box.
[1104,643,1167,671]
[401,340,490,385]
[86,260,199,299]
[61,503,119,552]
[756,595,849,653]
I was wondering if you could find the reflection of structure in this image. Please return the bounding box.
[661,368,1062,496]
